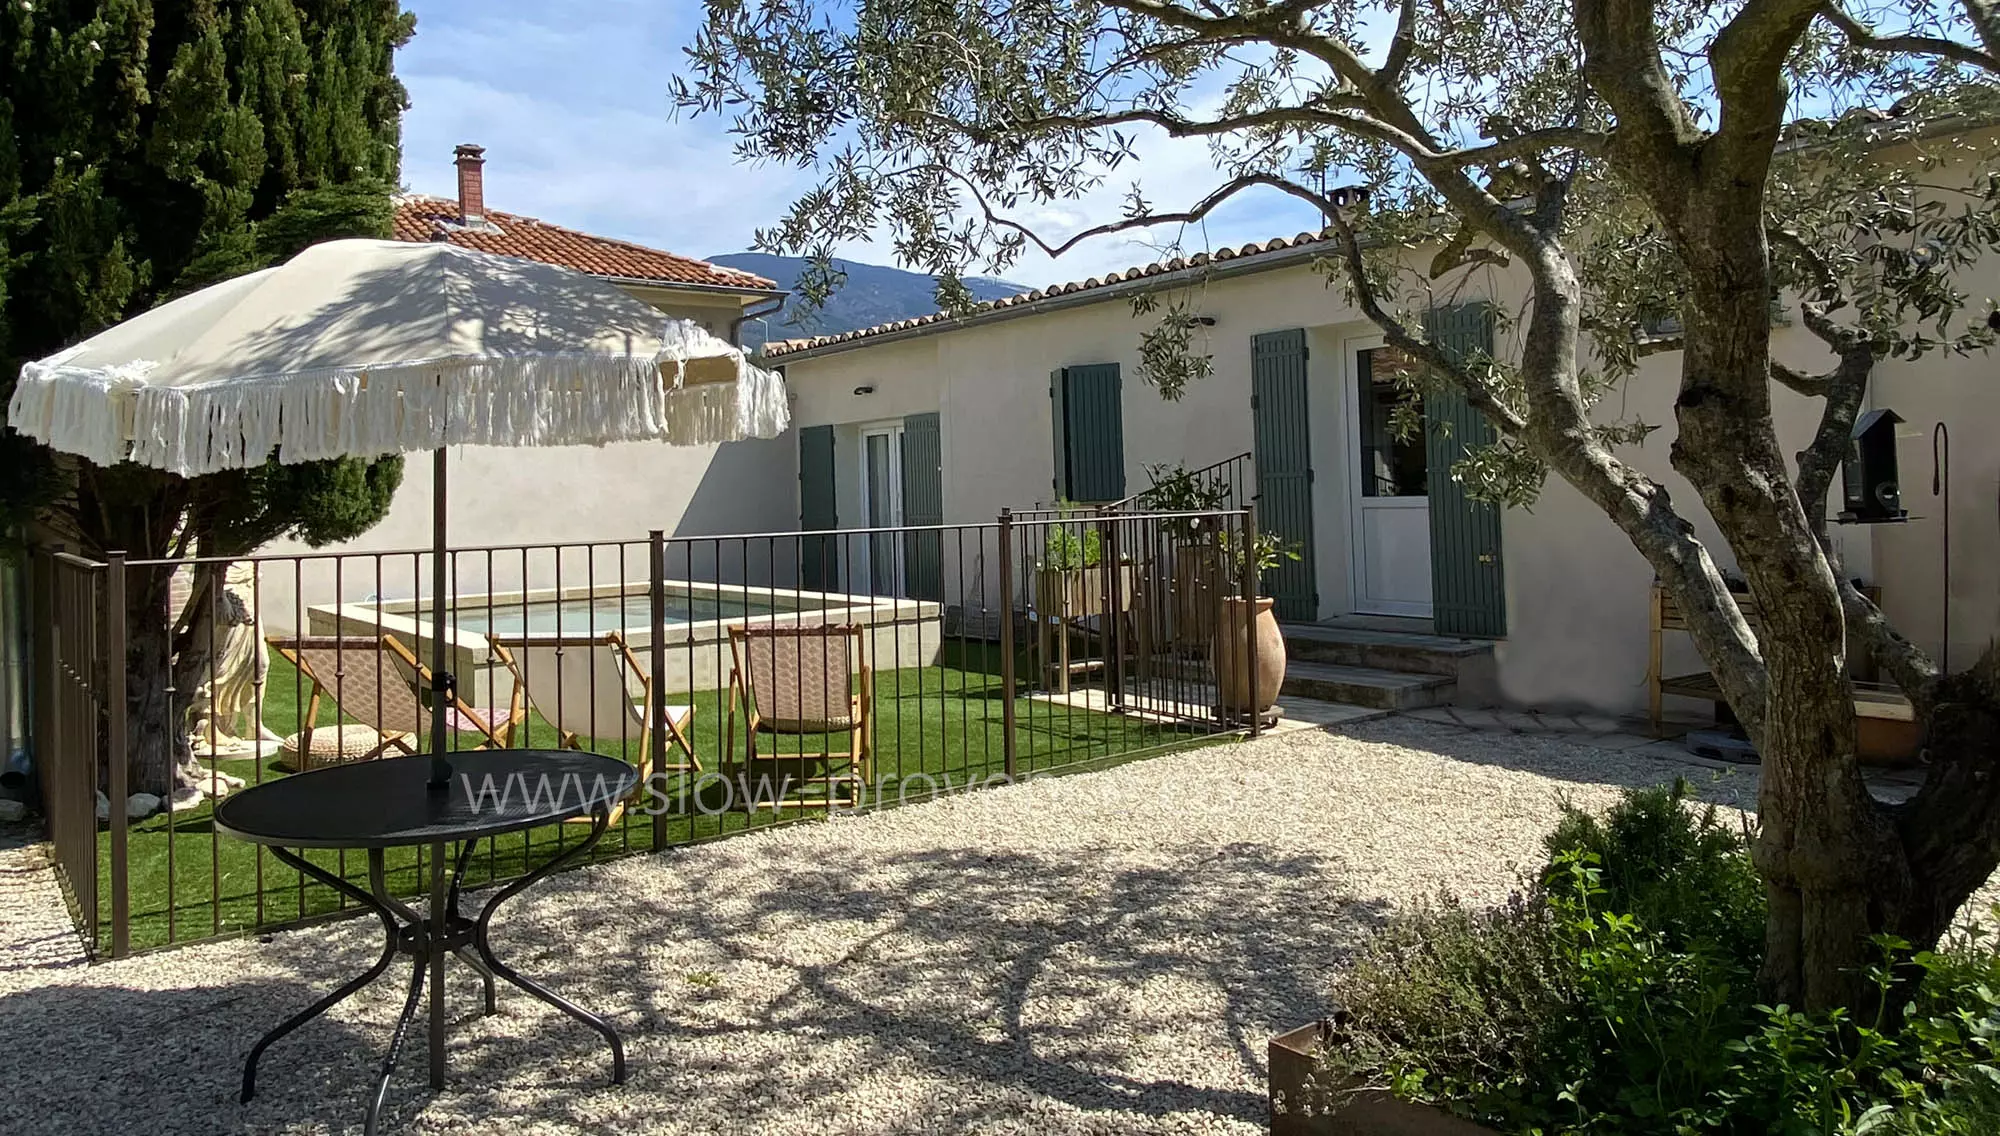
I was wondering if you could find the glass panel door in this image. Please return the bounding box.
[862,427,905,595]
[1347,343,1434,617]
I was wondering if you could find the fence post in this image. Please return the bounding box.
[104,553,130,958]
[647,529,669,852]
[997,509,1017,781]
[1240,505,1261,740]
[28,549,53,808]
[1102,507,1124,712]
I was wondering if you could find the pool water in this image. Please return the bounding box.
[428,592,798,637]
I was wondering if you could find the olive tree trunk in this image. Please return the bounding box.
[120,560,202,803]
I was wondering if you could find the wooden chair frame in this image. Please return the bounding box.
[725,624,872,810]
[379,633,523,749]
[266,635,421,762]
[488,632,700,824]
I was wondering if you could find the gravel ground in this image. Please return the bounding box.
[0,719,1984,1135]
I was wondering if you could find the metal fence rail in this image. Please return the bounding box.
[28,508,1254,957]
[31,550,112,953]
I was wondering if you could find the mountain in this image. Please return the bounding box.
[707,253,1030,352]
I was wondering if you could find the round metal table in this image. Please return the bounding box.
[214,750,639,1134]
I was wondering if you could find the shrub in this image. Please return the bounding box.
[1542,777,1766,964]
[1321,783,2000,1135]
[1322,891,1579,1124]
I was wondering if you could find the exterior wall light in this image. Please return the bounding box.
[853,384,876,396]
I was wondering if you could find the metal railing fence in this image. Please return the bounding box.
[27,507,1257,957]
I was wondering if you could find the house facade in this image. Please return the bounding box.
[766,138,2000,718]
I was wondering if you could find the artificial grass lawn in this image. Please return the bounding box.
[98,641,1213,953]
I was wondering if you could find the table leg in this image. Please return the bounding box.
[428,840,448,1089]
[375,842,496,1015]
[366,942,430,1136]
[472,808,627,1084]
[242,846,401,1105]
[446,839,498,1013]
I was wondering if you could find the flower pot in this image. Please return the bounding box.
[1216,595,1285,720]
[1270,1020,1501,1135]
[1035,564,1134,620]
[1171,545,1225,648]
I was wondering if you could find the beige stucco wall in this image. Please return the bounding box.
[780,198,1994,716]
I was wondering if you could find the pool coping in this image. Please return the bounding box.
[307,579,944,679]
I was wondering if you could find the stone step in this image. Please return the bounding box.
[1280,623,1494,678]
[1281,661,1454,711]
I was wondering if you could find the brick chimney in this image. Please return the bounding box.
[454,143,486,226]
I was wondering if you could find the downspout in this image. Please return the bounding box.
[730,294,788,348]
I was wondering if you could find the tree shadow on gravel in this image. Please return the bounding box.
[414,838,1388,1134]
[3,835,1386,1134]
[0,965,400,1135]
[1328,716,1758,810]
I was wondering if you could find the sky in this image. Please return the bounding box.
[395,0,1330,288]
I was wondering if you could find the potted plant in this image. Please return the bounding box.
[1143,463,1234,650]
[1213,529,1300,724]
[1033,510,1133,620]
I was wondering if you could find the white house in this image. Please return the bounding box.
[764,130,2000,720]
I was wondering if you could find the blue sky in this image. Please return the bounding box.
[396,0,1329,287]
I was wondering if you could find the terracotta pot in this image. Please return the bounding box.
[1216,595,1285,717]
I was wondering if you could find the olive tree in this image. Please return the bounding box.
[678,0,2000,1009]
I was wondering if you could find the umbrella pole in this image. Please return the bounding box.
[429,447,453,789]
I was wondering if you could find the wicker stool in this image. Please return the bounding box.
[278,725,409,772]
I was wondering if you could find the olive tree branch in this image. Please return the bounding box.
[929,165,1325,259]
[1381,0,1419,83]
[947,104,1605,166]
[1820,2,2000,72]
[1772,361,1832,396]
[1321,209,1529,434]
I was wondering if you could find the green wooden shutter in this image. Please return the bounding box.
[1050,370,1067,500]
[799,424,837,590]
[901,412,944,601]
[1058,363,1126,502]
[1251,330,1318,622]
[1423,304,1507,638]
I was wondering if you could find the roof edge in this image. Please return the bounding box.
[766,232,1338,362]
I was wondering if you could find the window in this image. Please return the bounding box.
[1355,347,1427,498]
[1052,363,1126,503]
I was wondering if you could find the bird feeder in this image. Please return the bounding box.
[1839,408,1908,524]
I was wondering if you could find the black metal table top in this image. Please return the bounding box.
[214,750,639,850]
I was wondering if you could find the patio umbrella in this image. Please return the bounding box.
[8,237,790,785]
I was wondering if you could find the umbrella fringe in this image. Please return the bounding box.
[10,352,791,477]
[661,359,791,446]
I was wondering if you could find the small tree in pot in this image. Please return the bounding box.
[1142,463,1234,652]
[1034,507,1138,621]
[1213,530,1302,726]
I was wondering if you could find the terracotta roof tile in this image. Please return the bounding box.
[391,195,777,293]
[762,226,1341,359]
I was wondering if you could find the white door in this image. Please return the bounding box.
[859,424,905,596]
[1345,338,1433,617]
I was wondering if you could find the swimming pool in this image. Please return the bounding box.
[426,591,800,637]
[307,579,940,694]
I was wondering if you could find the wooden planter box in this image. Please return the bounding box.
[1034,564,1134,620]
[1270,1021,1500,1136]
[1170,545,1225,647]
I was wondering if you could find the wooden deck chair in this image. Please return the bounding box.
[267,635,422,764]
[725,623,872,810]
[378,633,523,749]
[488,632,697,824]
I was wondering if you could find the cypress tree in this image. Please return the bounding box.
[0,0,418,798]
